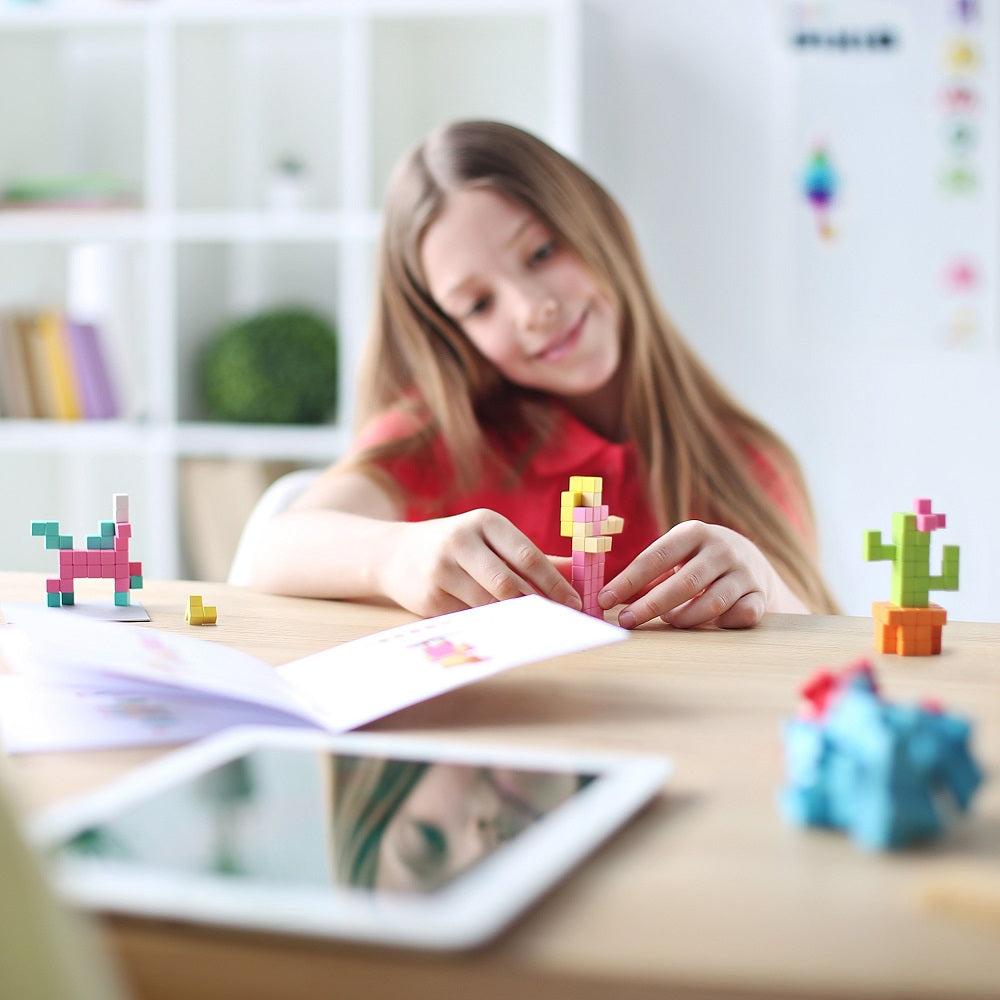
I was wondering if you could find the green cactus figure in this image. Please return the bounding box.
[863,498,959,608]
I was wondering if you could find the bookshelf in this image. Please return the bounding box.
[0,0,581,579]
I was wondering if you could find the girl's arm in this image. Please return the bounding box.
[249,466,583,618]
[597,521,809,630]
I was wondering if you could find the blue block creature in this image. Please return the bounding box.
[781,658,983,850]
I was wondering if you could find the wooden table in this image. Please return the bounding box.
[2,571,999,1000]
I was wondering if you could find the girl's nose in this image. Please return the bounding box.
[519,286,558,331]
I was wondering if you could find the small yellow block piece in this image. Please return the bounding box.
[561,491,583,507]
[186,594,218,626]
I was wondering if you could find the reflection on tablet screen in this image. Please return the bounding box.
[59,748,596,896]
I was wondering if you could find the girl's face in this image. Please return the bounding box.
[420,187,623,413]
[375,765,577,893]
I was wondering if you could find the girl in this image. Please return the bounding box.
[252,120,839,628]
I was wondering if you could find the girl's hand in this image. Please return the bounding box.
[376,509,583,619]
[597,521,805,630]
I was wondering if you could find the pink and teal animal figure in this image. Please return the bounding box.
[31,493,143,608]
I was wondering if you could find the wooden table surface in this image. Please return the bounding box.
[2,571,999,1000]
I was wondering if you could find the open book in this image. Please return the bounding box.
[0,597,625,754]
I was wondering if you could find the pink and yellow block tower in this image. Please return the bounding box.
[560,476,624,618]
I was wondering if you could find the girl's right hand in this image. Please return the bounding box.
[375,509,583,618]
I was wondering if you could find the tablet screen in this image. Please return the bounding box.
[58,747,596,896]
[38,728,669,949]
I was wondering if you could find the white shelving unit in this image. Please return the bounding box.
[0,0,581,578]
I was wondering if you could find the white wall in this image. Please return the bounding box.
[582,0,998,621]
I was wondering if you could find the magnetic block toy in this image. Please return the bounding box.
[31,493,143,608]
[781,657,982,850]
[185,595,217,626]
[560,475,623,618]
[864,498,959,655]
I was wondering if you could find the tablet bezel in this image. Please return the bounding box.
[31,726,671,951]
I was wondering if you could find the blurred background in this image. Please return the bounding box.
[0,0,995,621]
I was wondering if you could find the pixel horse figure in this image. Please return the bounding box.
[864,498,959,655]
[559,476,624,618]
[31,493,143,608]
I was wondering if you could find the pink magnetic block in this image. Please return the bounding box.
[597,504,609,519]
[117,523,132,539]
[914,498,932,514]
[100,566,117,579]
[573,508,596,522]
[73,551,88,566]
[115,536,128,551]
[916,512,946,532]
[129,561,141,575]
[46,579,60,593]
[115,578,129,591]
[101,551,115,565]
[59,551,72,568]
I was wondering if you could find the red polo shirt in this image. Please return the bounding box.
[354,405,798,580]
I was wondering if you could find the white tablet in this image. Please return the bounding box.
[31,727,670,951]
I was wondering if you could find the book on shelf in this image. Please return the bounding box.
[0,313,36,419]
[0,309,121,421]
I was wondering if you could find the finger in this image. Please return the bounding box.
[548,554,573,583]
[482,523,583,610]
[612,550,723,629]
[662,573,754,629]
[714,591,765,629]
[598,522,705,610]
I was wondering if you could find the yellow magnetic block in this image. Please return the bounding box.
[186,594,217,625]
[560,506,577,521]
[561,491,583,507]
[560,523,574,537]
[581,491,601,507]
[583,535,611,553]
[571,522,595,537]
[571,536,587,551]
[568,475,602,494]
[603,515,624,535]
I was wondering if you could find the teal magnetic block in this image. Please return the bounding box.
[58,536,72,549]
[101,521,115,537]
[130,575,143,589]
[44,521,59,535]
[30,521,47,536]
[61,593,74,606]
[46,593,60,607]
[45,536,61,549]
[114,592,130,607]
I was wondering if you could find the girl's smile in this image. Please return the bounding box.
[421,187,623,428]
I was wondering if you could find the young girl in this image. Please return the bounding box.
[252,120,839,628]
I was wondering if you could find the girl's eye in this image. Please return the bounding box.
[530,241,556,265]
[407,820,448,874]
[464,294,492,318]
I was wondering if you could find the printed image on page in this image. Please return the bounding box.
[278,595,627,732]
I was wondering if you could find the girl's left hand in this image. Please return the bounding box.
[597,520,805,630]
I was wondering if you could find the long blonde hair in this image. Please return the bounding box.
[352,120,839,614]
